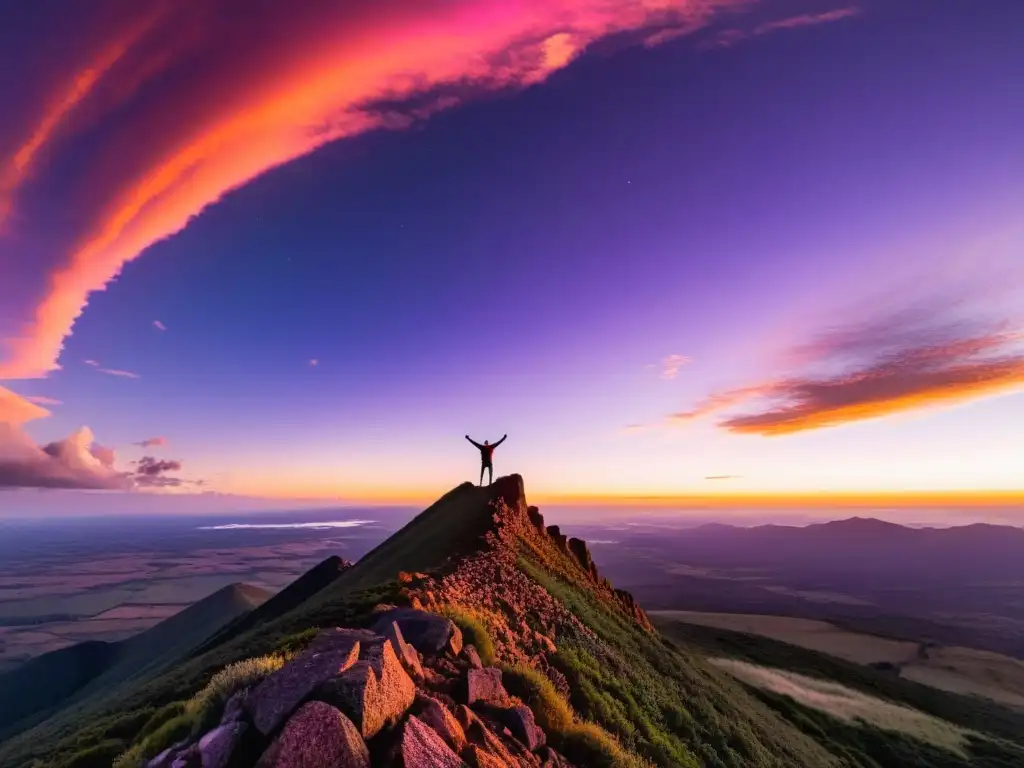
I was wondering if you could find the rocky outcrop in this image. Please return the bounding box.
[373,609,463,657]
[316,632,416,739]
[464,668,508,706]
[257,701,369,768]
[398,715,466,767]
[414,694,466,752]
[245,630,361,735]
[163,607,577,768]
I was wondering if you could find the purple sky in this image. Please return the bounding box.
[1,0,1022,512]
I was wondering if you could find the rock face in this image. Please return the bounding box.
[465,668,508,706]
[377,619,425,680]
[373,608,463,656]
[245,629,361,735]
[258,701,369,768]
[414,694,466,753]
[399,715,467,768]
[461,645,483,670]
[316,634,416,739]
[198,722,248,768]
[499,706,545,752]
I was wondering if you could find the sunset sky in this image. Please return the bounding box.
[1,0,1022,512]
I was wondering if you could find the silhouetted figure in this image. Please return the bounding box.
[465,434,506,486]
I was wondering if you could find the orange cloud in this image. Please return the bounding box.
[670,303,1024,436]
[0,0,768,380]
[0,9,167,229]
[0,385,51,425]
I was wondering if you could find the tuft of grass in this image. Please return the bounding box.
[560,722,652,768]
[501,663,574,733]
[59,739,126,768]
[187,653,285,730]
[437,605,496,666]
[271,626,321,659]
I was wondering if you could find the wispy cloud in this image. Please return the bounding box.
[133,455,184,487]
[705,6,861,48]
[84,359,99,366]
[135,436,167,448]
[25,395,63,406]
[153,320,166,331]
[669,299,1024,436]
[705,475,741,481]
[0,0,818,380]
[309,358,319,368]
[97,367,140,379]
[660,354,692,380]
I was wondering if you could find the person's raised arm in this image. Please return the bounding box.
[465,435,483,449]
[493,434,507,448]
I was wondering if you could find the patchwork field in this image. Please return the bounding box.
[710,658,971,754]
[655,611,1024,709]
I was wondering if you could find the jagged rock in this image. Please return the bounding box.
[499,706,545,751]
[567,538,598,581]
[221,688,249,725]
[198,722,247,768]
[170,744,200,768]
[465,667,508,706]
[415,693,466,752]
[372,608,463,656]
[533,631,556,654]
[148,740,191,768]
[526,506,545,532]
[245,628,361,735]
[464,745,507,768]
[462,644,483,669]
[315,634,415,739]
[399,714,467,767]
[538,746,574,767]
[257,701,369,768]
[378,619,425,679]
[455,706,522,766]
[545,525,568,551]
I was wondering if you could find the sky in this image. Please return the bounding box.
[0,0,1022,514]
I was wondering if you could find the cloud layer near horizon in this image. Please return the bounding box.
[0,0,796,380]
[669,300,1024,435]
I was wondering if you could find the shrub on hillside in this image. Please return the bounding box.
[560,722,652,768]
[437,605,496,666]
[502,663,574,733]
[188,653,285,728]
[59,739,125,768]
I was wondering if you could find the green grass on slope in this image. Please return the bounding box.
[517,555,838,768]
[328,481,489,591]
[748,687,1024,768]
[652,616,1024,749]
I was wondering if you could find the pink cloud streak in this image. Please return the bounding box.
[0,0,777,380]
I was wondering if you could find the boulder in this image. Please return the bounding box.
[455,706,521,766]
[465,668,508,706]
[148,740,191,768]
[198,722,247,768]
[245,628,361,735]
[316,634,415,739]
[399,715,467,767]
[220,689,249,725]
[462,645,483,670]
[499,706,545,751]
[170,745,200,768]
[378,619,425,680]
[415,694,466,752]
[372,608,463,656]
[257,701,369,768]
[539,746,574,767]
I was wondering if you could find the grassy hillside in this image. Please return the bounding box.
[653,613,1024,766]
[0,582,269,754]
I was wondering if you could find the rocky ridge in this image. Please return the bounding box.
[144,475,650,768]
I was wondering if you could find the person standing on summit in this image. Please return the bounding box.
[465,434,507,486]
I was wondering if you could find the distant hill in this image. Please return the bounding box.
[0,582,269,739]
[672,516,1024,584]
[193,556,353,656]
